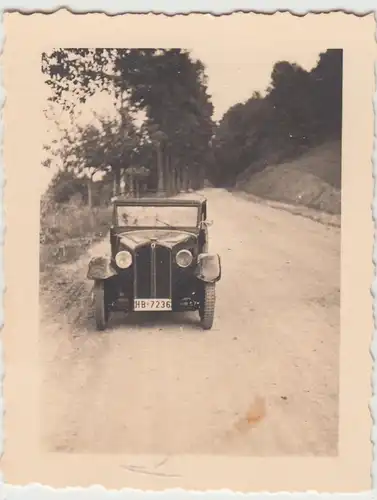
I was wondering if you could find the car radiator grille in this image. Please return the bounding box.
[134,244,171,299]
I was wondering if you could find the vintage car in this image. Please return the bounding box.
[87,195,221,331]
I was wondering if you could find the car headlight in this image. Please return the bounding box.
[115,250,132,269]
[176,249,193,268]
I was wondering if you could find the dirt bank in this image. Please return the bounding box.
[236,140,341,215]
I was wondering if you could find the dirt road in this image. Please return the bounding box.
[40,188,340,456]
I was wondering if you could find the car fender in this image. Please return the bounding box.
[87,256,117,280]
[195,253,221,283]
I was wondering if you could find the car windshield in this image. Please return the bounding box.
[116,204,199,228]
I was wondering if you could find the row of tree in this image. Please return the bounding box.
[42,49,214,205]
[211,49,342,186]
[42,48,343,205]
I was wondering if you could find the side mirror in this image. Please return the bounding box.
[202,219,213,228]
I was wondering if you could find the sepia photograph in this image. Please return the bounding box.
[39,45,342,456]
[2,11,374,492]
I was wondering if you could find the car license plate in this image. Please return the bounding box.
[134,299,172,311]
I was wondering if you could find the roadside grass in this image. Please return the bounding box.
[39,199,112,326]
[40,199,112,272]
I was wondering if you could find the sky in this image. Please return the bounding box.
[40,46,327,194]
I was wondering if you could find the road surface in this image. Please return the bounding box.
[40,188,340,456]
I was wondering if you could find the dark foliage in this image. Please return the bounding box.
[211,49,343,187]
[42,48,214,196]
[42,48,342,203]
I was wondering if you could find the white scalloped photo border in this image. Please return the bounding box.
[0,2,375,498]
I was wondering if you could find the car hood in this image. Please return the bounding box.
[118,229,197,250]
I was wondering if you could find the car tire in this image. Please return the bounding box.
[93,280,109,331]
[199,282,216,330]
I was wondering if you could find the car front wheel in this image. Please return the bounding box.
[93,280,109,331]
[199,281,216,330]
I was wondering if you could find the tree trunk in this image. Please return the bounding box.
[87,177,93,209]
[112,172,117,197]
[176,165,181,193]
[87,176,94,228]
[164,151,172,196]
[129,174,134,197]
[170,156,177,195]
[187,168,192,191]
[171,165,176,195]
[198,164,205,189]
[121,168,127,195]
[113,167,121,196]
[182,166,189,192]
[156,144,164,196]
[191,165,201,190]
[181,167,185,192]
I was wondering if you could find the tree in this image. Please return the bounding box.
[211,95,272,186]
[124,166,151,197]
[311,49,343,140]
[47,169,88,204]
[43,110,140,208]
[123,50,214,193]
[210,49,343,187]
[42,49,215,195]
